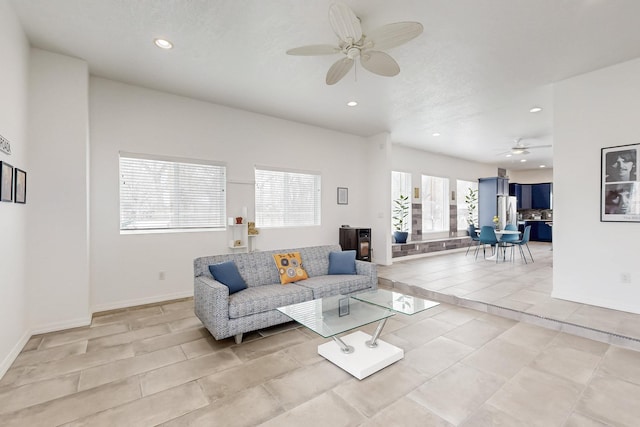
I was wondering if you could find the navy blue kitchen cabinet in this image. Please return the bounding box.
[510,184,532,209]
[525,220,552,242]
[531,183,552,209]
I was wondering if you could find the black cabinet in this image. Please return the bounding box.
[339,227,371,261]
[478,177,509,227]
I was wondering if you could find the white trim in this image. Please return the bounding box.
[254,164,321,176]
[0,330,30,379]
[30,316,92,335]
[551,291,640,315]
[119,151,226,167]
[90,290,194,314]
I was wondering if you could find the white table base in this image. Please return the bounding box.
[317,331,404,380]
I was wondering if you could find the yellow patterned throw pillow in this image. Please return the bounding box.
[273,252,309,284]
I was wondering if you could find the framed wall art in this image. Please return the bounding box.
[601,143,640,222]
[337,187,348,205]
[14,168,26,204]
[1,161,14,202]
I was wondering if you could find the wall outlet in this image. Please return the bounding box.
[621,272,631,284]
[159,271,166,281]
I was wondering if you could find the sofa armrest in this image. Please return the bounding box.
[355,260,378,290]
[194,275,231,339]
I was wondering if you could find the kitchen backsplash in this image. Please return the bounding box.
[518,209,553,220]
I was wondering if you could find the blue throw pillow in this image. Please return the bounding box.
[208,261,247,295]
[328,250,357,275]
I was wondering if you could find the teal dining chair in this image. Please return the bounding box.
[499,224,520,261]
[466,224,480,256]
[476,226,498,260]
[514,225,534,263]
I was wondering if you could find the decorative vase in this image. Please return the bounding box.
[235,217,243,224]
[393,231,408,244]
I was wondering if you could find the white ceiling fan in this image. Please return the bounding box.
[500,138,552,156]
[286,2,423,85]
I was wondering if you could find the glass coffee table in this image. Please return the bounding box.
[277,294,401,380]
[351,288,440,315]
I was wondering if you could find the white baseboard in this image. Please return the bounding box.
[551,291,640,316]
[0,330,31,380]
[1,290,194,381]
[91,290,194,314]
[30,315,92,336]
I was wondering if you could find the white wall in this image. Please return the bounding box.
[508,168,553,184]
[27,49,91,332]
[366,133,392,265]
[0,0,30,378]
[553,57,640,314]
[89,78,371,311]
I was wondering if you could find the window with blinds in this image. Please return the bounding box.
[255,167,321,228]
[119,153,226,232]
[422,174,449,233]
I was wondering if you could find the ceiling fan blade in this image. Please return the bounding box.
[326,57,354,85]
[525,144,553,149]
[328,1,362,44]
[365,22,424,50]
[286,44,340,56]
[360,51,400,77]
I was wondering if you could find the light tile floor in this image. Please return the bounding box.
[379,242,640,350]
[0,244,639,426]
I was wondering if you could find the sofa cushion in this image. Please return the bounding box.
[273,252,309,284]
[209,261,247,295]
[328,250,357,275]
[228,283,313,319]
[296,275,372,299]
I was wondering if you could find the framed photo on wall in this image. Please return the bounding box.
[601,143,640,222]
[14,168,26,204]
[0,161,14,202]
[337,187,348,205]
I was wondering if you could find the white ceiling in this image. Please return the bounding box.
[11,0,640,170]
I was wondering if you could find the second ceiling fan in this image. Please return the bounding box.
[286,2,423,85]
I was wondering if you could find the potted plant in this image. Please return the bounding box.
[393,194,410,243]
[465,187,478,227]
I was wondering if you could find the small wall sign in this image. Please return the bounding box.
[0,134,11,155]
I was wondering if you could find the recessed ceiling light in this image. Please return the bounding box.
[506,154,512,158]
[432,132,441,137]
[539,165,546,168]
[529,107,543,113]
[154,38,173,49]
[346,101,358,107]
[520,159,527,162]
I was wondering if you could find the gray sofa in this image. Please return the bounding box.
[194,244,377,343]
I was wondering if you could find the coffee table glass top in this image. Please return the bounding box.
[277,294,394,338]
[351,289,440,315]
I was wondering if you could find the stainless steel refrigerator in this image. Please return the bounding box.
[497,196,517,230]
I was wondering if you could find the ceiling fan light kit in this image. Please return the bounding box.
[286,1,423,85]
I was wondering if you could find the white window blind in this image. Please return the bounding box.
[119,153,226,231]
[422,174,449,233]
[255,167,321,227]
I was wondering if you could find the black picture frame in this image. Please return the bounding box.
[14,168,26,204]
[337,187,348,205]
[0,161,14,202]
[601,143,640,222]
